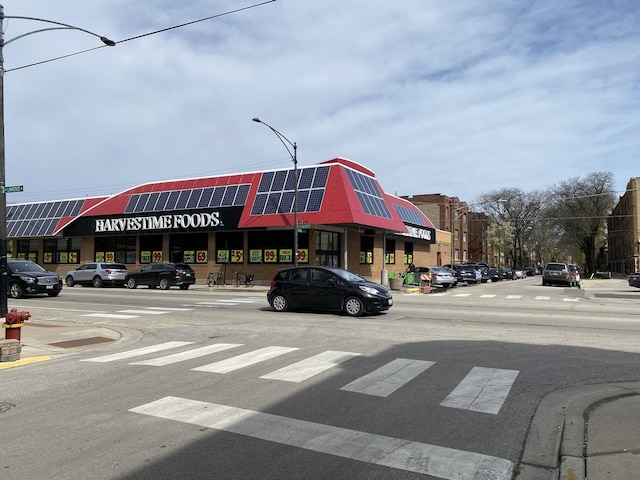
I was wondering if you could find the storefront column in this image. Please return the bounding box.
[381,230,388,287]
[343,227,348,270]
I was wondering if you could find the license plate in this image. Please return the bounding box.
[388,298,393,306]
[46,285,54,289]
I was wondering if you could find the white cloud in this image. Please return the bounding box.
[2,0,638,204]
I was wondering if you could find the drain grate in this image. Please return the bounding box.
[49,337,115,348]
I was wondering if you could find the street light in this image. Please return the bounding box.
[252,117,299,266]
[0,5,115,316]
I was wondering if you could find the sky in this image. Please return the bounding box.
[2,0,638,206]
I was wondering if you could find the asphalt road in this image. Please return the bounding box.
[2,276,640,479]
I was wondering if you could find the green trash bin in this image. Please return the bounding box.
[406,272,415,285]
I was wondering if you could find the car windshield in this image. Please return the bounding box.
[332,269,366,283]
[9,261,47,273]
[546,264,564,271]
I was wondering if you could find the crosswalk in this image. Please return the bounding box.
[421,291,581,301]
[82,341,519,415]
[81,296,264,319]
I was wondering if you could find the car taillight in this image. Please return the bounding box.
[270,279,277,287]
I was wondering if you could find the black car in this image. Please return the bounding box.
[489,268,504,282]
[501,267,517,280]
[447,264,479,284]
[125,262,196,290]
[6,259,63,299]
[629,272,640,288]
[267,266,392,317]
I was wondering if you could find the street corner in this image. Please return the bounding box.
[0,354,52,370]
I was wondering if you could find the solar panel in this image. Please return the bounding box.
[394,204,426,226]
[222,186,238,206]
[186,189,202,209]
[345,169,392,219]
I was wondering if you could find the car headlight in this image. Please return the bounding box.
[19,275,36,284]
[359,285,380,296]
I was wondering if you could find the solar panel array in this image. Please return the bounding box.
[125,184,251,214]
[394,204,427,226]
[250,166,329,216]
[7,199,84,238]
[344,168,392,219]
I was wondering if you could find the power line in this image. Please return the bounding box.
[4,0,277,73]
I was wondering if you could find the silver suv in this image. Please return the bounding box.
[65,262,128,288]
[542,262,576,287]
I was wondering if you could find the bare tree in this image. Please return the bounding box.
[545,172,616,274]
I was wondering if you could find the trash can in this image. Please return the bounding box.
[389,277,403,290]
[405,272,415,286]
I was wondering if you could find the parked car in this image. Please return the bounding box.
[465,263,490,283]
[568,264,581,288]
[125,262,196,290]
[501,267,517,280]
[442,266,462,286]
[542,262,576,287]
[525,267,538,276]
[489,268,504,282]
[414,266,456,289]
[6,259,63,299]
[65,262,128,288]
[267,266,392,317]
[446,264,478,284]
[629,272,640,288]
[514,269,526,279]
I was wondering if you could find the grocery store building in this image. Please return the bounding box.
[7,157,448,284]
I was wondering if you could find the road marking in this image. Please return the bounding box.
[506,295,522,299]
[480,294,496,298]
[130,343,243,366]
[453,293,471,297]
[118,309,168,315]
[260,350,360,382]
[340,358,435,397]
[192,346,299,374]
[130,396,513,479]
[81,341,193,363]
[0,355,51,370]
[440,367,519,415]
[82,313,139,319]
[535,296,551,300]
[146,307,193,311]
[194,301,236,306]
[216,299,258,303]
[563,298,579,302]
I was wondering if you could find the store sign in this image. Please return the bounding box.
[94,211,221,233]
[401,225,436,243]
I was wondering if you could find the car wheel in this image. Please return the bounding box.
[126,277,137,289]
[344,296,365,317]
[93,276,103,288]
[270,294,288,312]
[9,282,23,299]
[159,277,170,290]
[65,276,75,287]
[179,284,190,290]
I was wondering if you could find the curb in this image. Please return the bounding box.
[517,382,640,479]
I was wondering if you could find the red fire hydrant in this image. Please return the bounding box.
[3,309,31,341]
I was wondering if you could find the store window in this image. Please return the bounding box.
[315,230,339,267]
[95,236,136,264]
[247,230,310,264]
[385,239,396,264]
[216,231,245,264]
[15,239,39,262]
[140,234,164,263]
[170,233,207,264]
[43,237,80,264]
[360,236,374,264]
[404,242,414,265]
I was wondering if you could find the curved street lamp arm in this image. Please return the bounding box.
[1,13,116,46]
[252,117,296,163]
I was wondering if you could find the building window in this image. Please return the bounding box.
[247,230,310,264]
[463,231,467,243]
[360,236,374,264]
[315,230,339,267]
[404,242,414,265]
[385,239,396,264]
[454,248,459,261]
[16,239,39,262]
[95,236,136,264]
[44,238,80,264]
[170,233,208,264]
[216,231,245,264]
[454,229,459,241]
[140,234,163,263]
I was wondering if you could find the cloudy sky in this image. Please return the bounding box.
[2,0,638,206]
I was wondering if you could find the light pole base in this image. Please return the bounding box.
[381,269,389,287]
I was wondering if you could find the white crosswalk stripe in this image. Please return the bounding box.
[340,358,435,397]
[440,367,519,414]
[535,296,551,300]
[82,341,193,363]
[261,350,360,382]
[130,396,513,479]
[192,346,299,374]
[82,313,139,319]
[480,294,496,298]
[130,343,243,366]
[505,295,522,299]
[118,309,169,315]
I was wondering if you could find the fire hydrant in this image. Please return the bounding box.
[3,309,31,341]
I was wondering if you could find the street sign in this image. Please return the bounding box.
[3,185,23,193]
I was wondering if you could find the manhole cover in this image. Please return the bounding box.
[0,402,16,413]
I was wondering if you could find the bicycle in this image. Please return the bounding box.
[233,272,255,287]
[207,271,224,287]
